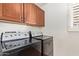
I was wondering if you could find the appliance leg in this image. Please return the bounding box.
[41,40,43,56]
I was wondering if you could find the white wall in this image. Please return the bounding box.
[42,3,79,56]
[0,22,42,33]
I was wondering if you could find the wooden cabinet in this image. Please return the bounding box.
[24,4,45,26]
[35,4,45,26]
[0,3,45,26]
[0,4,2,17]
[0,3,23,23]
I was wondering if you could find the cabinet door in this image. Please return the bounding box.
[0,4,2,17]
[2,3,23,22]
[35,5,45,26]
[24,4,45,26]
[24,4,37,25]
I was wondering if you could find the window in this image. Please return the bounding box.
[68,3,79,31]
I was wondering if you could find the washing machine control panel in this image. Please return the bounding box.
[1,31,29,52]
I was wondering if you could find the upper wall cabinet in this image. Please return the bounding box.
[0,4,2,18]
[0,3,45,27]
[24,4,45,27]
[0,3,23,23]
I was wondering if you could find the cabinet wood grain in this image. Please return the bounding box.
[0,3,23,22]
[0,3,45,26]
[0,4,2,18]
[24,4,45,26]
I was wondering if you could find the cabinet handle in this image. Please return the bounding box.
[21,17,23,19]
[21,19,23,21]
[23,17,25,20]
[23,17,25,22]
[20,16,23,21]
